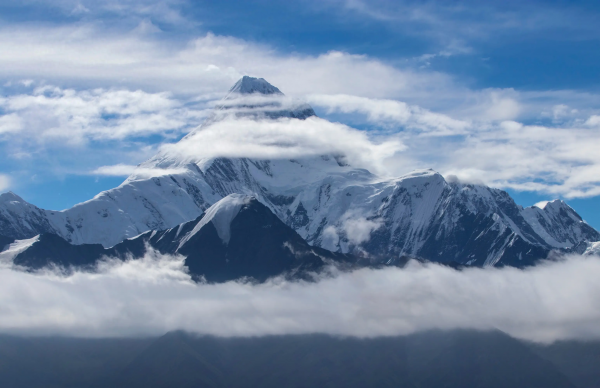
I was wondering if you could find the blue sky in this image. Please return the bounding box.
[0,0,599,228]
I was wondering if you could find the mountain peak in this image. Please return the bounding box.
[208,76,316,120]
[534,199,575,214]
[0,191,25,204]
[228,76,283,96]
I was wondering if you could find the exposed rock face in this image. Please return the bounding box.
[8,195,355,282]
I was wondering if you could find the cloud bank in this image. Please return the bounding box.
[1,250,600,343]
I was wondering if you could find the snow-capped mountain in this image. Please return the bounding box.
[0,76,598,267]
[206,75,316,123]
[7,194,355,282]
[0,192,59,239]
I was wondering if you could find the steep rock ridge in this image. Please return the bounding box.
[0,192,59,239]
[284,169,572,266]
[521,200,599,248]
[7,234,105,269]
[6,195,355,282]
[0,76,598,266]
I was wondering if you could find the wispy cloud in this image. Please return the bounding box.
[0,84,205,144]
[328,0,600,44]
[308,94,469,135]
[92,164,187,178]
[12,0,189,26]
[1,250,600,343]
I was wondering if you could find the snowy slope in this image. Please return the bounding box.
[179,193,251,246]
[6,195,356,282]
[0,192,59,239]
[0,235,39,265]
[0,77,598,266]
[521,200,597,248]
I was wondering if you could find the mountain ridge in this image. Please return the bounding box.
[7,194,357,282]
[0,77,598,267]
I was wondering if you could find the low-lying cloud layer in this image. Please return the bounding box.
[1,250,599,343]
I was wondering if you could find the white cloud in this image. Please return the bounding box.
[326,209,384,247]
[0,25,456,102]
[2,81,598,200]
[0,85,205,144]
[306,92,600,199]
[91,164,139,176]
[0,23,597,120]
[342,217,382,245]
[92,164,187,178]
[0,175,10,191]
[482,94,521,121]
[307,94,469,135]
[585,115,600,127]
[320,226,340,251]
[429,121,600,198]
[1,250,600,343]
[0,114,22,135]
[159,117,406,175]
[1,23,600,200]
[297,94,600,199]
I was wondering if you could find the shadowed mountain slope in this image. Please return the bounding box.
[8,195,356,282]
[0,330,584,388]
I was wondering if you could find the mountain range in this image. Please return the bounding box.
[1,76,598,280]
